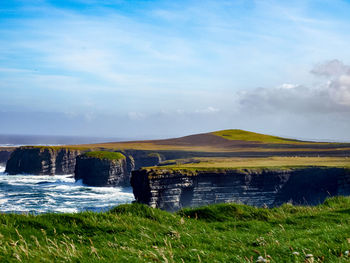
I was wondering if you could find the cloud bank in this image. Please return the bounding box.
[238,60,350,115]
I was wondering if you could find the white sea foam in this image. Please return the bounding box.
[0,172,135,213]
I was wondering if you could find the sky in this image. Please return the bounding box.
[1,0,350,141]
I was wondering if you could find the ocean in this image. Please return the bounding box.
[0,165,135,213]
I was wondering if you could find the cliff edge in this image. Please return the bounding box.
[131,167,350,211]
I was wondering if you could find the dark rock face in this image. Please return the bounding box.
[0,149,13,165]
[73,151,163,187]
[74,155,128,186]
[123,150,164,170]
[5,147,81,175]
[131,168,350,211]
[4,147,164,187]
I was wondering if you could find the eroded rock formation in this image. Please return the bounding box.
[4,147,165,187]
[131,167,350,211]
[122,150,164,170]
[74,153,128,186]
[5,147,81,175]
[5,147,164,174]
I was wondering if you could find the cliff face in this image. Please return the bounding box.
[0,149,14,165]
[74,151,163,186]
[4,147,164,188]
[131,168,350,211]
[5,147,81,175]
[74,155,128,186]
[123,150,164,170]
[5,147,164,176]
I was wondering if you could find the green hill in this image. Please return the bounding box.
[212,129,305,144]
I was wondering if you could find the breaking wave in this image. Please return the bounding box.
[0,165,134,213]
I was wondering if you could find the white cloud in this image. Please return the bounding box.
[329,75,350,106]
[311,59,350,78]
[238,60,350,114]
[195,106,220,113]
[279,83,298,89]
[128,112,146,120]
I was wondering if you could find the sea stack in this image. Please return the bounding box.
[74,151,129,186]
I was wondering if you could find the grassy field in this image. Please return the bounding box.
[2,198,350,262]
[153,157,350,172]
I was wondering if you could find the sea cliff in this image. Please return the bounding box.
[131,167,350,211]
[74,151,129,186]
[5,147,164,186]
[5,146,81,175]
[0,148,14,165]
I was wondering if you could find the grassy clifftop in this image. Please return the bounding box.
[1,197,350,262]
[152,156,350,172]
[27,145,91,151]
[83,151,125,161]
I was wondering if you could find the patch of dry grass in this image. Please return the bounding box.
[156,156,350,170]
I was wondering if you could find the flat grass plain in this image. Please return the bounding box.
[2,198,350,262]
[154,156,350,171]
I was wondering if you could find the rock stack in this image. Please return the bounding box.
[74,151,129,186]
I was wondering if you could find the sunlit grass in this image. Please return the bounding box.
[1,198,350,262]
[212,129,309,144]
[154,156,350,171]
[83,151,125,161]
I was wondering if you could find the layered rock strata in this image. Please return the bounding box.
[74,152,128,186]
[5,147,163,176]
[122,151,164,170]
[5,147,81,175]
[131,167,350,211]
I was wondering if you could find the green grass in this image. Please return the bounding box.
[27,146,91,151]
[152,157,350,173]
[2,198,350,262]
[83,151,125,161]
[212,129,307,144]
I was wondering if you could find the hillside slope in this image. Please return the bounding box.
[79,129,350,156]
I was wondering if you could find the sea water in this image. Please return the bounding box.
[0,165,134,213]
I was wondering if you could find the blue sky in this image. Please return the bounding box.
[1,0,350,140]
